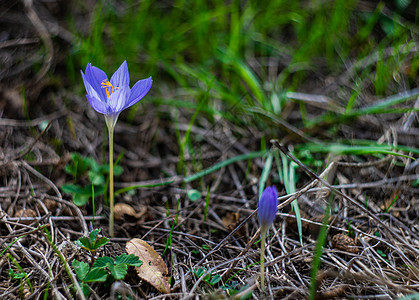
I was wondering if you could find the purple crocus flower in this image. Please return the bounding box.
[258,186,278,229]
[81,61,152,128]
[80,61,152,237]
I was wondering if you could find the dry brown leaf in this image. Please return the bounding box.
[126,238,170,293]
[331,233,359,254]
[221,212,240,230]
[36,199,58,212]
[114,203,136,222]
[221,212,247,237]
[13,208,37,225]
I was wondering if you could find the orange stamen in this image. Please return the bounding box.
[101,79,119,100]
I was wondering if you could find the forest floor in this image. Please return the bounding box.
[0,1,419,299]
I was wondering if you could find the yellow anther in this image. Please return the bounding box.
[101,79,119,100]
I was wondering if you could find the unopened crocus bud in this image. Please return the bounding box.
[258,186,278,229]
[258,185,278,290]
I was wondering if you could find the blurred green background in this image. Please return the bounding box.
[66,0,419,141]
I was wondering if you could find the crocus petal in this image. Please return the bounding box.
[258,186,278,228]
[126,77,153,108]
[110,60,130,88]
[107,85,131,114]
[81,61,152,126]
[81,71,104,103]
[85,94,109,115]
[84,63,108,101]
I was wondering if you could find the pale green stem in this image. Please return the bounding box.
[108,126,114,237]
[260,226,267,290]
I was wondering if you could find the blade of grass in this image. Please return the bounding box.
[297,142,416,159]
[184,151,267,183]
[259,151,273,198]
[347,87,419,117]
[384,194,399,214]
[279,152,303,245]
[8,253,33,293]
[308,195,333,300]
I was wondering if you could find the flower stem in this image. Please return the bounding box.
[260,226,267,289]
[108,126,114,237]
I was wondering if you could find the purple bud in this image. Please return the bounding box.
[88,222,94,233]
[258,186,278,228]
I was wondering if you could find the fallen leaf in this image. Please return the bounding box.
[221,212,240,230]
[126,238,170,293]
[221,212,247,237]
[13,208,37,225]
[114,203,136,222]
[331,233,359,254]
[36,199,58,213]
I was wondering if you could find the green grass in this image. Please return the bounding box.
[70,0,418,139]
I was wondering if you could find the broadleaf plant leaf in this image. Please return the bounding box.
[73,194,90,206]
[187,189,201,202]
[83,267,109,282]
[88,171,105,185]
[89,229,100,246]
[75,237,92,250]
[79,282,91,298]
[61,184,84,194]
[113,165,124,176]
[114,253,143,267]
[109,263,128,280]
[92,256,114,269]
[93,237,110,249]
[72,260,90,281]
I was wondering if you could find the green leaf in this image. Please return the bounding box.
[193,267,206,277]
[113,165,124,176]
[64,164,73,175]
[85,157,100,172]
[75,229,109,251]
[100,164,123,176]
[66,153,91,176]
[92,256,114,269]
[72,260,90,281]
[109,263,128,280]
[79,282,91,297]
[61,184,84,194]
[9,269,26,280]
[114,254,142,267]
[93,236,109,249]
[62,184,104,207]
[84,267,109,282]
[186,189,201,202]
[8,269,14,278]
[89,229,100,247]
[210,274,221,285]
[376,249,387,257]
[73,194,90,206]
[75,237,92,250]
[88,171,105,185]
